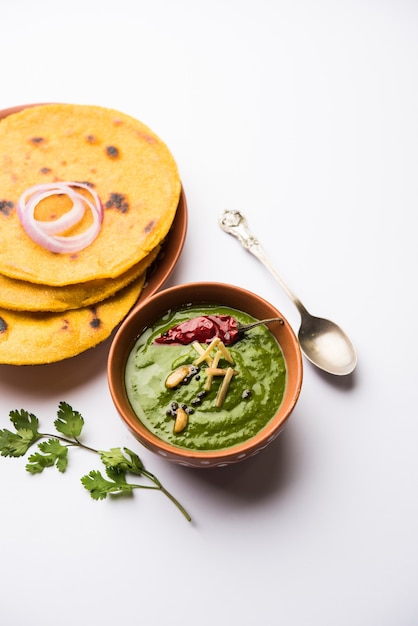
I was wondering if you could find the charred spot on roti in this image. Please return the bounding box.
[89,309,101,329]
[86,134,97,144]
[0,200,14,216]
[0,317,7,333]
[61,319,70,331]
[105,145,119,158]
[144,220,156,233]
[40,167,52,174]
[105,192,129,213]
[30,137,45,144]
[76,180,95,188]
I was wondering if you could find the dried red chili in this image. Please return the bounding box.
[154,315,241,346]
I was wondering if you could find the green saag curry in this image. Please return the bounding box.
[125,305,287,451]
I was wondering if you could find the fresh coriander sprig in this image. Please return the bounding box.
[0,401,191,522]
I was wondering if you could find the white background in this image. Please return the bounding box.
[1,1,417,624]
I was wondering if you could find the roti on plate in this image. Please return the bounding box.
[0,103,181,286]
[0,274,145,365]
[0,245,160,312]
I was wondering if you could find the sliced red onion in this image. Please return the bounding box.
[19,184,86,235]
[17,182,103,253]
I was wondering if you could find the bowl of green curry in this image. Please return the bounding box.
[107,282,303,468]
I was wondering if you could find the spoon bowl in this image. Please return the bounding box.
[298,313,357,376]
[220,210,357,376]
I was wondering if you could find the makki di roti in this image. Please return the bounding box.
[0,274,145,366]
[0,103,182,364]
[0,245,160,312]
[0,103,181,286]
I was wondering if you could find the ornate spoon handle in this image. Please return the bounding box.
[219,210,306,315]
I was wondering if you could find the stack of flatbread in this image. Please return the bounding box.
[0,104,181,365]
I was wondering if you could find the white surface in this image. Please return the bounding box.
[1,1,417,624]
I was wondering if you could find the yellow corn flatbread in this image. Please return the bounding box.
[0,244,160,312]
[0,275,145,365]
[0,103,181,286]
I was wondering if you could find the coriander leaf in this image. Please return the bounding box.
[104,465,129,484]
[26,438,69,474]
[1,402,191,521]
[81,469,134,500]
[0,409,42,457]
[0,428,35,457]
[9,409,40,435]
[54,402,84,439]
[26,451,54,473]
[99,447,145,475]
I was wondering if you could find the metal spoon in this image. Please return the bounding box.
[219,210,357,376]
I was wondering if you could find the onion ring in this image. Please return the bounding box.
[17,182,103,253]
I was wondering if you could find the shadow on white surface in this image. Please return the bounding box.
[171,418,304,510]
[305,359,359,391]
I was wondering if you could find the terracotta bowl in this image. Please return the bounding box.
[107,282,303,468]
